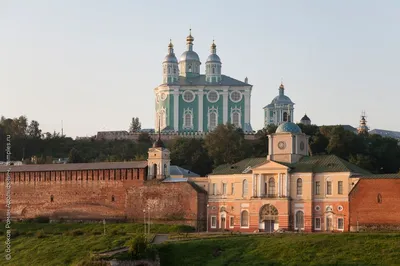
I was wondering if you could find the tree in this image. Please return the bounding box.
[68,148,84,163]
[138,132,152,145]
[170,138,213,176]
[204,123,248,166]
[27,120,42,138]
[129,117,141,132]
[128,234,148,259]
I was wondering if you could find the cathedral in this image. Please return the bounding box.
[263,83,295,127]
[154,30,253,133]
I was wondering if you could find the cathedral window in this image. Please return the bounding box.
[183,109,193,129]
[168,66,171,74]
[212,67,215,74]
[188,65,192,72]
[207,90,219,103]
[174,67,176,74]
[183,90,195,103]
[296,178,302,196]
[240,210,249,227]
[295,211,304,230]
[230,91,242,102]
[231,111,241,128]
[208,107,218,131]
[268,177,275,196]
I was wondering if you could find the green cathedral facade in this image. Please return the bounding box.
[154,31,253,133]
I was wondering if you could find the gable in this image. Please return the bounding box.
[252,160,290,172]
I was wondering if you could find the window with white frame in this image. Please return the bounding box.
[315,181,320,195]
[295,211,304,230]
[222,183,227,195]
[208,107,218,131]
[183,90,195,102]
[338,181,343,195]
[327,181,332,195]
[230,107,241,128]
[212,183,217,195]
[231,183,235,195]
[268,177,275,196]
[230,91,242,102]
[315,217,321,230]
[183,109,193,129]
[242,179,248,196]
[229,216,234,228]
[211,216,217,228]
[337,218,344,230]
[240,210,249,227]
[296,178,303,196]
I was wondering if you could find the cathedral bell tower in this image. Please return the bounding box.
[179,29,201,77]
[162,40,179,84]
[205,40,222,83]
[147,123,170,180]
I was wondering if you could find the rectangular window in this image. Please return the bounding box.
[229,216,234,228]
[211,216,217,228]
[212,183,217,195]
[315,181,320,195]
[338,181,343,195]
[231,183,235,195]
[338,218,344,230]
[327,181,332,195]
[222,183,227,195]
[315,218,321,230]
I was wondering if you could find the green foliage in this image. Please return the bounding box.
[129,117,141,132]
[128,234,148,259]
[205,123,249,166]
[68,148,85,163]
[35,229,46,238]
[169,137,213,176]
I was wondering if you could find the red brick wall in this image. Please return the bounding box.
[125,181,207,228]
[349,178,400,230]
[0,169,207,229]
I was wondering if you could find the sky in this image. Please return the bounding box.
[1,0,399,138]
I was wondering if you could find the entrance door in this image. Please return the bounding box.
[326,217,332,231]
[221,217,225,230]
[264,220,274,233]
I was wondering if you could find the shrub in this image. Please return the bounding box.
[128,234,148,259]
[35,230,46,238]
[70,229,85,236]
[33,216,50,223]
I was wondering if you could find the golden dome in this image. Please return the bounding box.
[168,39,173,48]
[211,40,216,49]
[186,29,194,43]
[279,83,285,89]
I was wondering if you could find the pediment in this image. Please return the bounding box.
[251,160,290,171]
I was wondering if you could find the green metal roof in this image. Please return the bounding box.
[165,75,251,87]
[211,157,266,175]
[358,173,400,179]
[211,154,371,175]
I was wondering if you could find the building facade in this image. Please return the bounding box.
[207,121,370,232]
[154,31,253,133]
[263,83,295,128]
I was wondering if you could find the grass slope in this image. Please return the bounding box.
[157,233,400,266]
[0,222,193,266]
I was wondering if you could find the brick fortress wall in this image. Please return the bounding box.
[349,178,400,231]
[0,166,207,229]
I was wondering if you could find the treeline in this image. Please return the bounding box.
[1,116,399,176]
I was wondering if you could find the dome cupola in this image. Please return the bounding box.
[179,29,201,78]
[206,40,222,83]
[162,39,179,84]
[275,122,302,134]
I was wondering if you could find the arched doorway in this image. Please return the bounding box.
[220,207,226,230]
[153,163,157,179]
[260,204,279,233]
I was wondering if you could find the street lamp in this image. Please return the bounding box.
[206,204,210,233]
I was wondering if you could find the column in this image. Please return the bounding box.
[261,175,265,196]
[287,173,290,196]
[257,174,262,197]
[252,174,257,197]
[268,136,272,156]
[244,90,250,125]
[198,88,204,132]
[278,174,281,197]
[173,88,179,131]
[222,88,229,124]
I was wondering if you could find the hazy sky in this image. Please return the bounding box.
[1,0,399,137]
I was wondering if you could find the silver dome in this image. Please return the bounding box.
[180,51,200,62]
[206,54,221,63]
[163,54,178,63]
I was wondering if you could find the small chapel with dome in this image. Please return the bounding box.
[263,82,295,127]
[154,30,253,133]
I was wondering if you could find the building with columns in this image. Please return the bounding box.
[206,121,371,232]
[263,83,295,127]
[154,30,253,133]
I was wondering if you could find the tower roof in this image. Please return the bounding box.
[206,40,221,63]
[163,39,178,63]
[301,114,311,121]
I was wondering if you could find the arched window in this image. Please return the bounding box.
[297,178,303,195]
[168,66,171,74]
[212,67,215,74]
[153,163,157,179]
[242,179,248,196]
[377,193,382,204]
[173,68,176,74]
[188,65,192,72]
[283,112,288,122]
[209,112,217,130]
[183,109,193,129]
[232,112,240,128]
[241,210,249,227]
[268,177,275,196]
[295,211,304,229]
